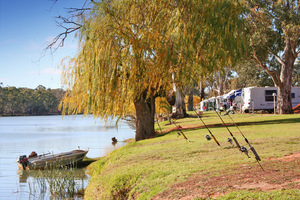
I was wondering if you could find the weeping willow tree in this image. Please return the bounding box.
[61,0,246,141]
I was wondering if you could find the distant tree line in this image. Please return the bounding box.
[0,85,65,116]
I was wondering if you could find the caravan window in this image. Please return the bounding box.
[265,90,277,101]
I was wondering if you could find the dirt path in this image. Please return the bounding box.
[154,152,300,199]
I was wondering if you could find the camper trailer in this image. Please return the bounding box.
[222,89,243,109]
[242,87,300,113]
[198,89,243,111]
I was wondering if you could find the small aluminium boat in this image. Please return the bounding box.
[17,149,89,170]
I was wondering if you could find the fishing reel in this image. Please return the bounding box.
[227,138,233,146]
[239,145,262,161]
[239,146,250,158]
[205,135,212,141]
[227,137,250,158]
[241,145,263,170]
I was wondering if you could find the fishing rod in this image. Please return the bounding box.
[172,120,189,140]
[193,107,221,147]
[207,100,249,158]
[226,113,264,171]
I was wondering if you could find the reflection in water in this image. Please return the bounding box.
[112,137,118,146]
[17,168,88,199]
[17,168,88,183]
[18,170,29,183]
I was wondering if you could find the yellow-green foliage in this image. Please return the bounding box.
[85,112,300,199]
[155,97,171,115]
[185,95,201,107]
[60,0,247,123]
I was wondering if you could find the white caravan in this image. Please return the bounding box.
[199,97,217,111]
[242,86,300,113]
[198,89,243,111]
[222,89,243,110]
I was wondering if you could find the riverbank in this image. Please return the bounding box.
[85,112,300,199]
[0,115,136,199]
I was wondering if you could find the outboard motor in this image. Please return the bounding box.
[19,155,28,170]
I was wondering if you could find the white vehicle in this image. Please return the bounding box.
[198,89,243,111]
[199,97,216,111]
[242,86,300,113]
[215,95,228,110]
[222,89,243,110]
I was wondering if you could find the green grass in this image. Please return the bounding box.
[85,112,300,199]
[216,189,300,200]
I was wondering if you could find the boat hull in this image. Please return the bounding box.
[17,149,89,170]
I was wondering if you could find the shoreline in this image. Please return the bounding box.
[84,113,300,199]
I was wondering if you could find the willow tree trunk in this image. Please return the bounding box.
[134,95,156,141]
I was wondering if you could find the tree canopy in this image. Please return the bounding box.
[60,0,247,140]
[245,0,300,113]
[0,85,63,116]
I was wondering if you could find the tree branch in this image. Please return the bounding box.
[251,44,282,87]
[45,16,82,53]
[45,0,93,54]
[267,47,285,66]
[67,7,91,17]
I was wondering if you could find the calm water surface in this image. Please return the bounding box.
[0,115,135,199]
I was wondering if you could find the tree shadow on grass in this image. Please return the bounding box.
[224,116,300,128]
[155,116,300,136]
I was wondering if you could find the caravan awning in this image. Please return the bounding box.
[229,89,242,99]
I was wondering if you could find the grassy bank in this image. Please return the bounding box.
[85,112,300,199]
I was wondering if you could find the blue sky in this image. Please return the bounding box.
[0,0,86,89]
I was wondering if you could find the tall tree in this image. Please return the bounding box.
[212,68,233,96]
[60,0,246,141]
[245,0,300,114]
[171,72,188,118]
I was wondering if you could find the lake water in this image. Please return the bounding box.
[0,115,135,199]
